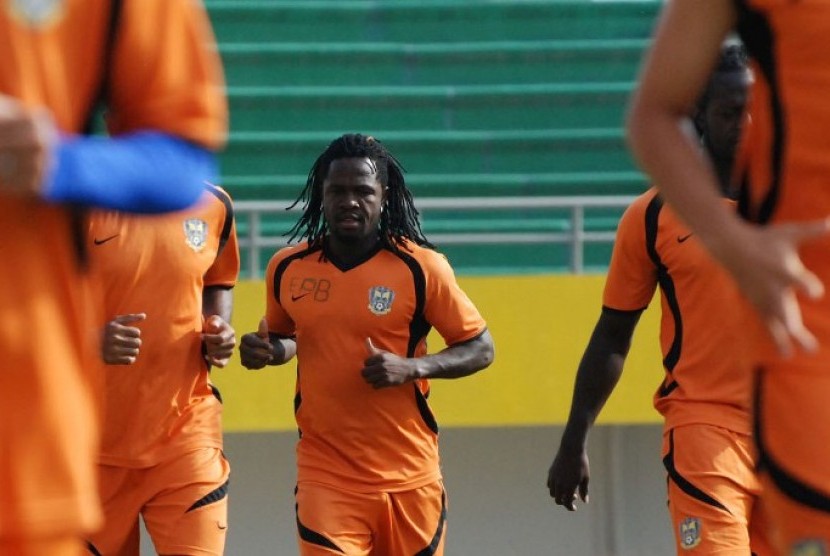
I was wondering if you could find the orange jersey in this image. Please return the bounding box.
[265,240,487,492]
[603,189,752,433]
[735,0,830,364]
[0,0,225,537]
[88,185,239,467]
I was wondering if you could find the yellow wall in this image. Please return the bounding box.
[214,276,663,432]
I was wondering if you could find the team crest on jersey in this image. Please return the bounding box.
[791,540,827,556]
[183,218,208,252]
[368,286,395,315]
[8,0,65,27]
[679,517,701,550]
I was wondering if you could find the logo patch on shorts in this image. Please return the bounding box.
[183,218,208,252]
[368,286,395,315]
[679,517,701,550]
[791,539,827,556]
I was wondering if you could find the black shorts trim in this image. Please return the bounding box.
[294,487,345,553]
[415,487,447,556]
[663,429,730,514]
[755,371,830,513]
[186,478,230,512]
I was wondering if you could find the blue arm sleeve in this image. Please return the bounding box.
[44,131,219,213]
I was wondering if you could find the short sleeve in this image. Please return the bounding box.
[422,250,487,346]
[204,220,239,288]
[203,186,240,287]
[602,194,658,311]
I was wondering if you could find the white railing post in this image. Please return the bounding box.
[571,204,584,274]
[249,211,261,279]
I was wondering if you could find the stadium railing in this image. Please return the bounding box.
[234,195,636,279]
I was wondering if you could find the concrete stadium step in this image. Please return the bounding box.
[220,129,637,177]
[220,39,648,87]
[206,0,660,44]
[228,82,633,132]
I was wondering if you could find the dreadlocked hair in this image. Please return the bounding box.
[286,133,434,253]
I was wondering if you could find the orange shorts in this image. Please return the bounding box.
[755,365,830,553]
[295,480,447,556]
[662,425,771,555]
[87,448,229,556]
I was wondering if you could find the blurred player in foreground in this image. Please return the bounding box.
[627,0,830,551]
[0,1,226,553]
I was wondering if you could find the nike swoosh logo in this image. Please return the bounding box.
[676,233,693,243]
[291,293,311,302]
[93,234,119,245]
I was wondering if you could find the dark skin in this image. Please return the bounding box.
[546,67,749,511]
[239,156,495,383]
[695,72,751,196]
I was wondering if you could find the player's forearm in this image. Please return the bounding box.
[563,352,626,442]
[203,286,233,323]
[44,130,216,213]
[413,329,494,380]
[561,310,639,445]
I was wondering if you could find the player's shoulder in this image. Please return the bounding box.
[388,240,457,280]
[202,182,234,207]
[389,239,444,264]
[268,241,319,268]
[623,187,660,218]
[611,187,663,245]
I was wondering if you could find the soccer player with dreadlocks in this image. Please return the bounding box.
[239,133,495,555]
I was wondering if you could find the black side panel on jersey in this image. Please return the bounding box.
[644,195,682,395]
[204,183,235,257]
[734,0,786,224]
[390,248,431,358]
[390,247,439,434]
